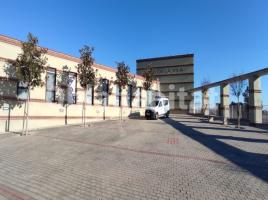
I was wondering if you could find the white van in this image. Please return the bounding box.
[145,97,170,119]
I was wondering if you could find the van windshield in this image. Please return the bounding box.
[148,101,159,107]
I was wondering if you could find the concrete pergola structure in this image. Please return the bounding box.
[189,67,268,125]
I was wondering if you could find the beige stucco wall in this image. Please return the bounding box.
[0,36,158,133]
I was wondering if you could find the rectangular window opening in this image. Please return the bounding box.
[115,85,121,107]
[86,84,94,105]
[17,82,28,100]
[45,68,56,102]
[102,79,109,106]
[127,85,133,108]
[62,71,77,104]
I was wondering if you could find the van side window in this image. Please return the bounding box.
[164,100,168,106]
[159,101,162,107]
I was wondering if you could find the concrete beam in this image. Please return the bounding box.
[190,67,268,92]
[248,76,262,124]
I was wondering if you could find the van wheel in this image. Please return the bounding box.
[166,111,170,118]
[155,113,159,120]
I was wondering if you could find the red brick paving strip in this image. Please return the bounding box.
[35,135,229,165]
[0,183,36,200]
[167,138,179,144]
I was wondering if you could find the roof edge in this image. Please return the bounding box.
[136,54,194,63]
[0,34,147,81]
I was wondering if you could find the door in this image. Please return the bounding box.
[163,100,169,113]
[158,101,165,115]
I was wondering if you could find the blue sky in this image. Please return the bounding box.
[0,0,267,104]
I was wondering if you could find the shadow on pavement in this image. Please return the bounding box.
[187,126,268,135]
[162,117,268,183]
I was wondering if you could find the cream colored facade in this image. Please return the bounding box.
[0,35,158,132]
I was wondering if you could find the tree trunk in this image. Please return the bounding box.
[237,96,240,128]
[65,104,68,125]
[22,100,27,135]
[25,87,30,136]
[120,105,122,121]
[103,99,106,120]
[83,89,86,126]
[120,88,122,121]
[130,95,133,115]
[6,104,11,132]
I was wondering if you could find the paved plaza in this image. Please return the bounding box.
[0,115,267,200]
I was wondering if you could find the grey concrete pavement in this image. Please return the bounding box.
[0,115,267,200]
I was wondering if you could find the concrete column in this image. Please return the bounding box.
[248,76,262,124]
[220,84,230,125]
[187,92,194,114]
[202,89,209,116]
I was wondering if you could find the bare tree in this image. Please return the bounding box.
[77,45,96,126]
[8,33,47,135]
[243,86,249,104]
[200,77,210,86]
[242,86,250,119]
[230,74,246,128]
